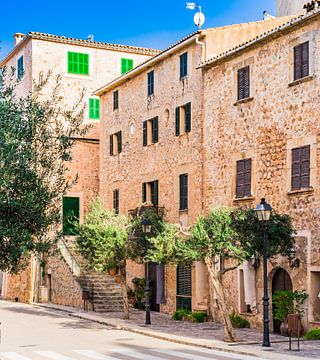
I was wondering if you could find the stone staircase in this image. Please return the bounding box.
[58,238,123,312]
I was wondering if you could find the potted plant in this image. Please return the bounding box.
[273,290,308,336]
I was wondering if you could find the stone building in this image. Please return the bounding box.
[95,16,293,315]
[200,7,320,330]
[277,0,307,16]
[0,32,158,307]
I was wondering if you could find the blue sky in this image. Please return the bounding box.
[0,0,276,58]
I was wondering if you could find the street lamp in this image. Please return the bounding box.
[141,217,152,325]
[255,198,272,347]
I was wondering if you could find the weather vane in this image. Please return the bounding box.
[186,2,205,29]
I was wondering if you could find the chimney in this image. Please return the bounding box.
[14,33,25,46]
[276,0,307,16]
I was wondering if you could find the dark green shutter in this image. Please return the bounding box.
[176,262,192,311]
[142,183,147,203]
[152,117,158,143]
[113,189,119,214]
[63,197,80,235]
[153,180,159,206]
[179,174,188,210]
[180,52,188,79]
[110,135,114,156]
[175,107,180,136]
[143,121,148,146]
[117,131,122,154]
[17,56,24,80]
[185,103,191,133]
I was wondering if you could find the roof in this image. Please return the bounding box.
[0,31,160,67]
[94,30,202,95]
[199,7,320,69]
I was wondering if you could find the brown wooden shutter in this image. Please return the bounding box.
[300,145,310,189]
[152,116,158,143]
[236,160,244,198]
[294,44,302,81]
[117,131,122,154]
[244,159,251,197]
[238,66,250,101]
[143,121,147,146]
[142,182,147,203]
[236,159,251,198]
[291,148,301,190]
[301,41,309,78]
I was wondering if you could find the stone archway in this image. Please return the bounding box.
[272,267,293,333]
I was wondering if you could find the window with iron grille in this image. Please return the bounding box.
[176,262,192,311]
[180,52,188,79]
[148,70,154,96]
[113,189,119,214]
[236,159,252,198]
[175,102,191,136]
[143,117,158,146]
[294,41,309,81]
[291,145,310,190]
[113,90,119,110]
[237,66,250,101]
[17,56,24,80]
[109,131,122,156]
[142,180,159,206]
[179,174,188,210]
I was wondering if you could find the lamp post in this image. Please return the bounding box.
[141,218,152,325]
[255,198,272,347]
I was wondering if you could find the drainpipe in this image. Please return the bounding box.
[195,34,205,64]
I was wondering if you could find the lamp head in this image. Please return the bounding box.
[255,198,272,222]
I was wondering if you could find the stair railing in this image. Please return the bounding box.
[58,238,83,277]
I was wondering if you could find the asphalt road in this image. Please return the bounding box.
[0,301,265,360]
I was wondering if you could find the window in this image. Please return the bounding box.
[147,70,154,96]
[89,98,100,119]
[121,58,133,74]
[291,145,310,190]
[142,180,159,206]
[143,117,158,146]
[236,159,252,198]
[180,52,188,79]
[17,56,24,80]
[113,189,119,214]
[109,131,122,156]
[175,103,191,136]
[68,52,89,75]
[294,41,309,81]
[237,66,250,101]
[63,196,80,236]
[176,263,192,311]
[179,174,188,210]
[113,90,119,110]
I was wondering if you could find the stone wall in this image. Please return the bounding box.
[4,264,33,303]
[203,17,320,329]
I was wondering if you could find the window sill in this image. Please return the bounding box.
[180,75,188,82]
[239,312,255,317]
[147,94,155,100]
[176,132,191,138]
[233,196,255,203]
[289,75,314,87]
[233,97,254,106]
[179,209,188,213]
[287,187,314,196]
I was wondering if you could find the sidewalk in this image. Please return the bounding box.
[34,302,320,360]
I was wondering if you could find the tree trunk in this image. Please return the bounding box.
[205,257,236,342]
[119,265,130,320]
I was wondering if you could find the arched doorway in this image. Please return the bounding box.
[272,268,293,333]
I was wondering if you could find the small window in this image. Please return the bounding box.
[17,56,24,80]
[121,58,133,74]
[89,98,100,120]
[109,131,122,156]
[142,180,159,206]
[237,66,250,101]
[236,159,252,198]
[143,117,158,146]
[175,103,191,136]
[113,90,119,110]
[148,70,154,96]
[68,52,89,75]
[179,174,188,210]
[63,196,80,236]
[294,41,309,81]
[180,52,188,79]
[291,145,310,190]
[113,189,119,214]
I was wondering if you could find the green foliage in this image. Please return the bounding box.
[76,199,129,272]
[304,328,320,340]
[273,290,308,322]
[0,68,86,272]
[230,208,296,260]
[172,308,191,321]
[189,311,207,323]
[131,277,145,309]
[229,312,250,328]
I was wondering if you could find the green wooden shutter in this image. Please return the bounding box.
[17,56,24,80]
[68,52,89,75]
[117,131,122,154]
[179,174,188,210]
[152,117,158,143]
[152,180,159,206]
[121,58,134,74]
[175,107,180,136]
[185,103,191,133]
[176,262,192,311]
[110,135,114,156]
[142,182,147,203]
[113,189,119,214]
[143,121,148,146]
[63,197,80,235]
[89,98,100,119]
